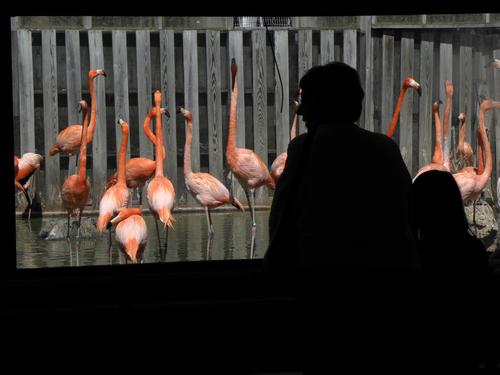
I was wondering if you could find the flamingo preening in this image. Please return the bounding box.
[61,100,91,239]
[109,207,148,264]
[49,69,106,158]
[269,99,299,184]
[453,99,499,204]
[455,112,473,168]
[147,90,176,258]
[226,59,275,236]
[177,106,244,236]
[386,77,422,139]
[14,153,44,219]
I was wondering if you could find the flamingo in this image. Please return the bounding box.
[147,90,176,257]
[226,59,275,235]
[177,106,244,235]
[386,77,422,139]
[49,69,106,159]
[104,107,169,204]
[14,153,44,219]
[442,80,453,171]
[455,112,473,167]
[97,119,130,235]
[269,99,300,184]
[453,99,499,204]
[61,100,91,239]
[414,100,449,180]
[486,59,500,69]
[108,207,147,264]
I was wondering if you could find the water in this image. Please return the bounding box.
[16,210,270,269]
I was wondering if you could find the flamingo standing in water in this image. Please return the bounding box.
[177,106,244,236]
[453,99,499,204]
[14,153,44,219]
[386,77,422,139]
[108,207,147,264]
[455,112,473,167]
[269,99,300,184]
[414,100,449,180]
[49,69,106,173]
[226,59,275,235]
[104,107,169,205]
[97,119,130,247]
[147,90,176,257]
[61,100,91,239]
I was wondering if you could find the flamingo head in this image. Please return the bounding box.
[110,207,142,226]
[485,59,500,69]
[89,69,106,79]
[176,106,192,121]
[480,99,500,112]
[78,100,88,113]
[403,77,421,96]
[153,90,162,107]
[230,58,237,90]
[290,99,299,113]
[445,80,453,96]
[117,118,129,132]
[457,112,466,123]
[432,99,442,112]
[160,107,170,118]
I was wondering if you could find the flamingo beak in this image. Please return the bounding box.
[417,86,422,97]
[162,108,171,118]
[176,106,183,114]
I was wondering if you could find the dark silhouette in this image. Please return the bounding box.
[263,62,422,371]
[412,170,489,369]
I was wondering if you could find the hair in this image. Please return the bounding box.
[298,61,365,125]
[412,170,471,239]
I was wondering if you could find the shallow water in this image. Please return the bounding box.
[16,210,270,269]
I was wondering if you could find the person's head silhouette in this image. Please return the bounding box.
[297,62,364,128]
[413,170,470,239]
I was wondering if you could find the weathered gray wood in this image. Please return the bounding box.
[400,33,415,174]
[360,16,373,131]
[274,30,290,157]
[136,30,153,159]
[343,29,357,69]
[160,30,177,190]
[371,33,382,133]
[17,29,35,154]
[206,30,224,183]
[252,30,268,204]
[320,30,335,64]
[88,30,107,209]
[112,31,130,160]
[297,29,312,135]
[459,32,474,148]
[183,30,200,205]
[418,32,434,168]
[11,31,20,156]
[439,32,453,167]
[381,33,394,135]
[41,30,61,209]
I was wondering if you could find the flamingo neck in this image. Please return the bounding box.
[87,76,97,143]
[443,92,452,170]
[117,125,128,184]
[227,74,238,153]
[78,107,89,180]
[386,87,407,138]
[477,132,484,175]
[457,118,466,153]
[155,101,164,177]
[476,105,492,187]
[183,117,193,177]
[290,106,298,141]
[432,109,443,164]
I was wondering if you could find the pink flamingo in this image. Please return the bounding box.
[442,80,453,171]
[269,99,300,184]
[386,77,422,139]
[61,100,91,238]
[226,59,275,233]
[49,69,106,159]
[14,153,43,219]
[147,90,176,257]
[486,59,500,69]
[109,207,148,264]
[177,106,244,235]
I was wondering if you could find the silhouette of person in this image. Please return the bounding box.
[263,62,422,371]
[412,169,489,369]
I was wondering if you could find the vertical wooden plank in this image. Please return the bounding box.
[360,16,374,131]
[160,30,178,191]
[17,29,36,154]
[65,30,82,176]
[112,31,130,160]
[274,30,290,157]
[418,32,434,169]
[372,33,382,133]
[459,32,473,150]
[183,30,200,206]
[206,30,223,183]
[343,29,357,69]
[41,30,61,209]
[320,30,335,65]
[252,30,268,205]
[439,32,453,168]
[88,30,107,209]
[136,30,153,159]
[381,33,394,135]
[297,29,312,135]
[11,31,20,156]
[400,32,415,174]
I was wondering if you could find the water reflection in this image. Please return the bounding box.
[16,209,270,269]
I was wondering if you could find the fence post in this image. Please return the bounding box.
[418,32,434,169]
[381,33,395,135]
[297,29,312,135]
[136,30,153,160]
[400,32,415,174]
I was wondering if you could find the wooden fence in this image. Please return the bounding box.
[11,18,500,210]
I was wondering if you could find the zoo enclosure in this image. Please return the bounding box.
[11,15,500,210]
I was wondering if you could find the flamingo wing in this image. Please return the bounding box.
[232,148,271,187]
[188,173,231,206]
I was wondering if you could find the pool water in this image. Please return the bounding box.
[16,209,270,269]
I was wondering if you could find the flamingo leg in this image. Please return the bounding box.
[154,218,164,261]
[206,234,213,261]
[164,226,169,261]
[250,228,256,259]
[66,212,71,239]
[205,206,214,236]
[76,209,83,240]
[108,227,112,263]
[75,237,80,267]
